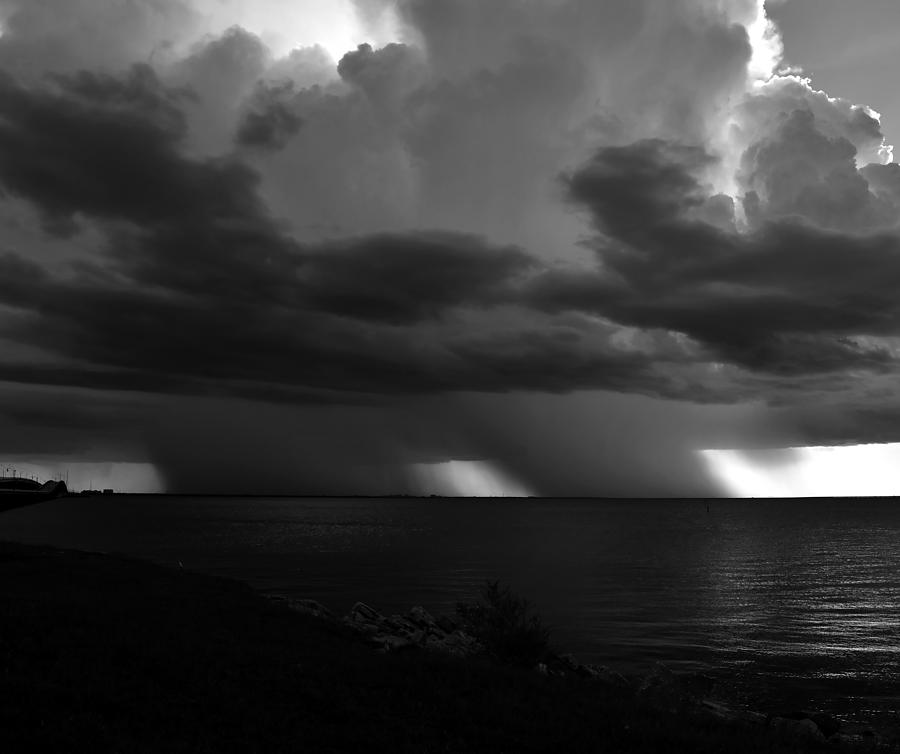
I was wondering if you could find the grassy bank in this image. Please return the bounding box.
[0,541,852,753]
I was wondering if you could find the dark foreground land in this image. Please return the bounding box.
[0,541,882,753]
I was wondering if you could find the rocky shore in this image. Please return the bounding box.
[274,595,894,750]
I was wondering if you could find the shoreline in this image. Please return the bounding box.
[279,592,892,748]
[0,539,892,751]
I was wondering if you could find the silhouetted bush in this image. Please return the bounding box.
[456,580,552,667]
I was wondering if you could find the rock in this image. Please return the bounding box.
[424,630,483,658]
[338,599,489,658]
[349,601,383,624]
[408,606,437,630]
[581,664,630,688]
[287,599,335,622]
[774,710,842,740]
[375,634,415,653]
[386,615,416,635]
[733,710,767,726]
[637,663,694,710]
[680,673,716,699]
[343,602,390,635]
[860,728,881,746]
[809,712,840,738]
[769,717,825,742]
[436,615,458,634]
[699,700,733,720]
[638,663,677,690]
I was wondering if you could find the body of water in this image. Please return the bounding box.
[2,495,900,728]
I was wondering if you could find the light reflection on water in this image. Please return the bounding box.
[2,496,900,726]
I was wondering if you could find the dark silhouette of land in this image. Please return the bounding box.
[0,477,67,513]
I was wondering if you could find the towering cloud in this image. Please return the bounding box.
[0,0,897,493]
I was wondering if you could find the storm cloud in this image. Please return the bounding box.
[533,138,900,381]
[0,0,899,493]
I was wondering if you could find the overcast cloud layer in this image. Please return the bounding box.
[0,0,898,494]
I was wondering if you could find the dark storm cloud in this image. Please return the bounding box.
[740,108,894,231]
[235,81,304,150]
[2,56,898,423]
[337,42,426,104]
[0,251,676,402]
[526,138,900,381]
[299,233,533,324]
[5,59,897,420]
[0,65,688,406]
[0,0,200,80]
[4,0,874,494]
[0,64,263,232]
[0,378,161,459]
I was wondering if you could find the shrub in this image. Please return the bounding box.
[456,580,552,667]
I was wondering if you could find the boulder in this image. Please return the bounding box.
[699,700,733,720]
[408,606,438,630]
[769,717,825,742]
[775,710,841,740]
[581,664,630,688]
[340,602,485,657]
[679,673,716,699]
[386,615,417,635]
[637,663,695,711]
[343,602,390,635]
[860,728,882,746]
[349,601,383,624]
[424,629,483,657]
[436,615,459,634]
[287,599,335,622]
[732,710,767,726]
[809,712,840,738]
[827,733,868,747]
[374,634,416,653]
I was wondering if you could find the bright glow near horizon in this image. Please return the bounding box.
[700,443,900,497]
[411,460,534,497]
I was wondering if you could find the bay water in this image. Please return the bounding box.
[2,495,900,729]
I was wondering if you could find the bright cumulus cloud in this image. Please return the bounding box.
[192,0,402,61]
[700,444,900,497]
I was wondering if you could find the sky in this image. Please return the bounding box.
[2,0,900,496]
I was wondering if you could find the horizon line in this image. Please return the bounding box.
[66,492,900,501]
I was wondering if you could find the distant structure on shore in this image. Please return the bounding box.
[0,476,68,513]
